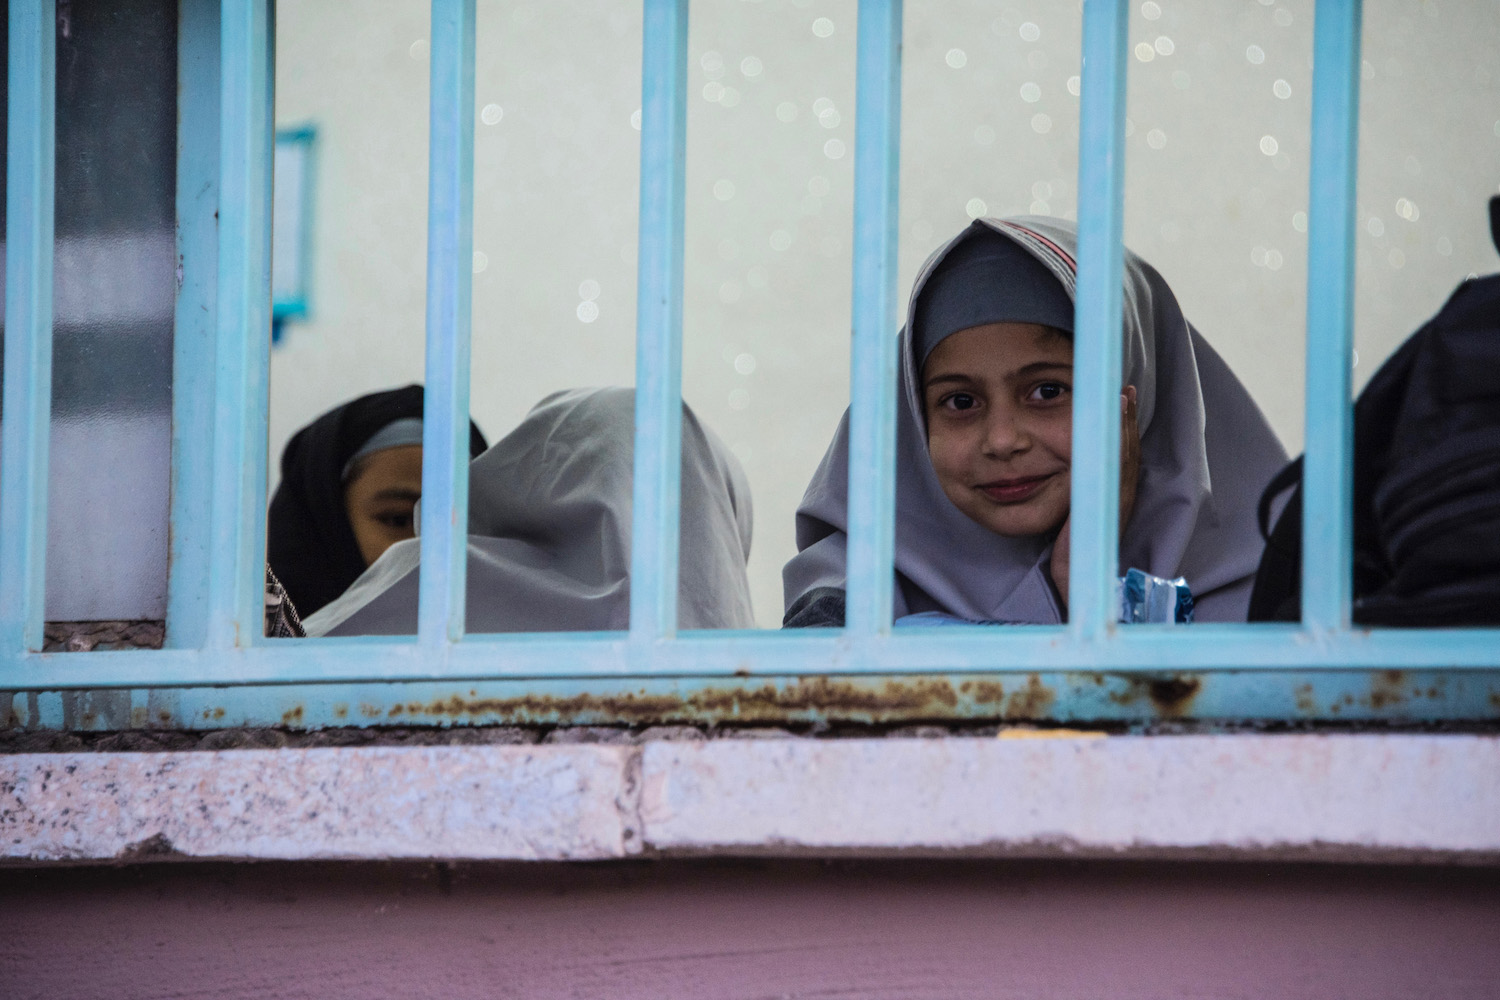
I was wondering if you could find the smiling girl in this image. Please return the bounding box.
[783,218,1287,626]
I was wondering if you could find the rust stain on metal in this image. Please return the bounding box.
[375,676,986,726]
[1368,670,1406,710]
[1148,676,1201,714]
[332,704,348,720]
[1108,674,1202,717]
[1294,684,1316,714]
[959,680,1007,705]
[281,705,304,726]
[1002,675,1055,718]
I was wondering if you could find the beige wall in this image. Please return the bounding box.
[272,0,1500,628]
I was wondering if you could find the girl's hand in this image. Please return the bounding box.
[1049,385,1141,607]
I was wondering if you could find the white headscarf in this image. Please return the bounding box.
[305,387,755,635]
[783,217,1288,624]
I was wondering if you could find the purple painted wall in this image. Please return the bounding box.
[3,860,1498,999]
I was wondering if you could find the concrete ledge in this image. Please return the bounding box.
[641,734,1500,862]
[3,734,1498,864]
[1,745,638,862]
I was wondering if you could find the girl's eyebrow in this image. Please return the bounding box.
[1010,360,1073,379]
[369,487,422,503]
[923,373,972,387]
[924,361,1072,390]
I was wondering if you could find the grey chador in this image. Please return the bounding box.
[783,217,1288,624]
[306,387,755,635]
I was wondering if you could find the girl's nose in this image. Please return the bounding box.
[980,407,1029,458]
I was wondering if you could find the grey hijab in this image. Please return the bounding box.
[783,217,1288,624]
[305,387,756,635]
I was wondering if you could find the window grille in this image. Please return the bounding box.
[3,0,1498,731]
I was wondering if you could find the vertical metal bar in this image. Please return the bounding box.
[206,0,274,649]
[629,0,689,642]
[843,0,903,638]
[418,0,476,646]
[1302,0,1361,634]
[1069,0,1130,640]
[0,0,57,657]
[166,0,222,649]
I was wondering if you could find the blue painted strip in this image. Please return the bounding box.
[418,0,477,646]
[1070,0,1130,642]
[205,0,274,649]
[0,0,57,659]
[1302,0,1361,634]
[166,0,222,649]
[843,0,903,638]
[629,0,689,642]
[271,125,318,324]
[7,626,1500,690]
[7,667,1498,731]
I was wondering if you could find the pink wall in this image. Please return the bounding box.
[4,859,1498,999]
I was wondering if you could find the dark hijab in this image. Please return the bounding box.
[267,385,487,618]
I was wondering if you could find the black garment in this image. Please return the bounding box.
[266,386,488,618]
[1249,204,1500,625]
[783,586,846,628]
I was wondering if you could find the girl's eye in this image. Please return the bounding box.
[375,511,414,530]
[943,393,979,412]
[1029,382,1070,403]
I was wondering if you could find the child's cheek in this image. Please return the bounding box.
[1040,410,1073,465]
[927,426,970,486]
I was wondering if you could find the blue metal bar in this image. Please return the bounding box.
[1069,0,1130,640]
[1302,0,1361,634]
[0,0,57,659]
[629,0,689,642]
[205,0,274,649]
[6,626,1500,690]
[7,666,1499,731]
[418,0,477,646]
[166,0,223,649]
[843,0,903,638]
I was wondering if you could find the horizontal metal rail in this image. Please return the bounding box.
[9,665,1497,731]
[5,627,1500,690]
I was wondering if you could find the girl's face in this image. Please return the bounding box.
[922,322,1074,538]
[344,444,424,566]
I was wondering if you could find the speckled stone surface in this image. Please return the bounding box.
[3,735,1498,863]
[640,734,1500,861]
[2,745,638,862]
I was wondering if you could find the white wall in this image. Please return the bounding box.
[271,0,1500,628]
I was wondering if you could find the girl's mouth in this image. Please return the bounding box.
[976,474,1053,504]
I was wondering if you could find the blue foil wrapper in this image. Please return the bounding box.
[1116,568,1194,624]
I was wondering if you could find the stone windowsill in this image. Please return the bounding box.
[3,732,1498,865]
